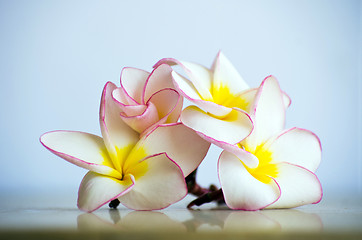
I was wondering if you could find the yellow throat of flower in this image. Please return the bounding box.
[210,83,249,111]
[101,145,148,181]
[241,144,278,184]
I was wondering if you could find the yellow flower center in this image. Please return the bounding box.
[212,83,249,111]
[101,145,148,180]
[240,144,278,184]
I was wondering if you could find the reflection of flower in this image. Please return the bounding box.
[218,76,323,210]
[112,64,183,136]
[78,211,186,232]
[77,208,322,234]
[154,52,254,145]
[224,209,323,233]
[40,82,210,212]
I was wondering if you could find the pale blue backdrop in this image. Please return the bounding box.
[0,0,361,201]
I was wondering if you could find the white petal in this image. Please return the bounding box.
[140,88,183,136]
[135,123,210,177]
[218,151,280,210]
[238,88,291,113]
[267,162,323,209]
[99,82,139,172]
[181,105,253,145]
[120,67,149,104]
[171,70,203,100]
[120,102,159,134]
[40,131,122,179]
[146,88,181,123]
[155,58,213,100]
[209,139,258,168]
[143,64,176,102]
[266,128,322,172]
[246,76,285,151]
[112,88,147,116]
[118,153,187,210]
[77,171,134,212]
[211,51,249,95]
[112,85,138,106]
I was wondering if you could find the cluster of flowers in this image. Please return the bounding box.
[40,52,322,212]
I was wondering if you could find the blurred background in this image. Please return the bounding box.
[0,0,360,205]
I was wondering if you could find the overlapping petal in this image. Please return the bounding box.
[112,65,183,135]
[144,88,182,130]
[244,76,285,151]
[155,53,253,144]
[142,64,177,102]
[100,82,139,172]
[77,172,134,212]
[218,151,281,210]
[119,67,149,104]
[181,105,253,145]
[118,153,187,210]
[133,123,210,177]
[154,58,213,100]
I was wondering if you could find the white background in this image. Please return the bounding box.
[0,0,361,201]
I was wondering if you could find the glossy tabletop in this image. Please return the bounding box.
[0,192,361,239]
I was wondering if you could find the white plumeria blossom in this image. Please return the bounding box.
[40,82,210,212]
[154,52,291,147]
[112,64,183,137]
[218,76,322,210]
[154,52,255,145]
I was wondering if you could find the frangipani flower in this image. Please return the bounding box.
[40,82,210,212]
[218,76,322,210]
[154,52,254,145]
[112,64,183,136]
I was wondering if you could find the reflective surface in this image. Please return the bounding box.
[0,193,361,239]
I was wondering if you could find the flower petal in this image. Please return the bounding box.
[40,131,122,179]
[112,88,148,116]
[211,51,249,96]
[77,171,134,212]
[141,88,183,135]
[143,64,176,102]
[246,76,285,151]
[135,123,210,177]
[112,84,138,106]
[118,153,187,210]
[154,58,213,100]
[266,128,322,172]
[171,71,202,100]
[267,163,323,209]
[218,150,280,210]
[147,88,181,123]
[181,105,253,145]
[209,139,259,168]
[238,88,291,112]
[120,67,149,104]
[120,101,159,134]
[100,82,139,172]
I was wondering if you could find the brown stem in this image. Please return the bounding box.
[109,198,120,209]
[185,169,210,197]
[187,189,224,209]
